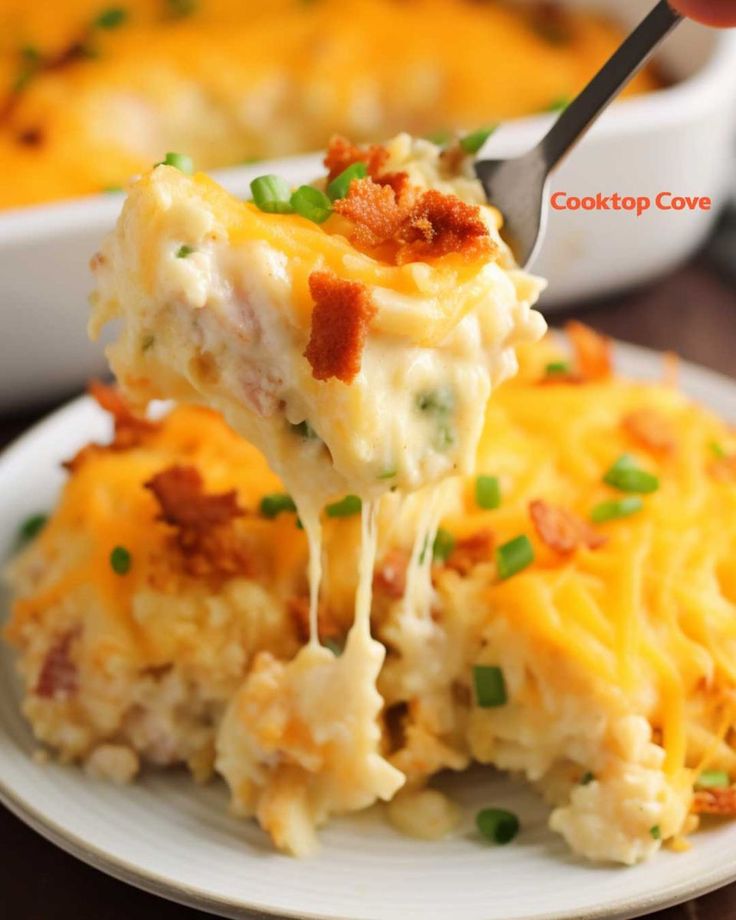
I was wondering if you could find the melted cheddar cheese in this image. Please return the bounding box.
[0,0,663,210]
[6,335,736,862]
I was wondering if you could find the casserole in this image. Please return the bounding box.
[0,2,734,409]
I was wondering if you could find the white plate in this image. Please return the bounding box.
[1,340,736,920]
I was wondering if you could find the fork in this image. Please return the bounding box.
[474,0,682,268]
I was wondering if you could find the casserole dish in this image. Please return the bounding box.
[0,0,734,410]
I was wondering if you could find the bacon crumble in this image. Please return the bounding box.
[304,270,377,383]
[529,499,606,554]
[145,465,251,580]
[323,135,390,182]
[622,408,676,454]
[566,321,613,381]
[445,530,495,575]
[35,629,79,699]
[373,549,410,599]
[693,786,736,815]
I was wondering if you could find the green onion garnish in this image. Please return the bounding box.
[473,665,507,707]
[327,162,368,201]
[94,7,128,29]
[459,125,497,155]
[290,185,332,223]
[176,244,194,258]
[603,454,659,494]
[475,475,501,510]
[156,151,193,174]
[545,360,570,375]
[102,185,123,194]
[378,467,397,480]
[110,545,131,575]
[547,96,571,113]
[425,129,453,147]
[432,528,456,563]
[17,513,47,546]
[696,770,730,790]
[709,441,727,459]
[250,175,293,214]
[496,534,534,580]
[476,808,519,845]
[580,771,595,785]
[416,388,454,415]
[290,419,318,440]
[326,495,362,518]
[650,825,661,840]
[590,496,643,523]
[260,493,297,519]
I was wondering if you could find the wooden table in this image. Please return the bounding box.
[1,230,735,919]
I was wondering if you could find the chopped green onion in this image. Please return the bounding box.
[110,545,131,575]
[102,185,123,194]
[709,441,727,459]
[17,513,47,546]
[580,771,595,785]
[94,7,128,29]
[425,129,453,147]
[603,454,659,494]
[496,534,534,580]
[290,419,318,440]
[432,528,456,563]
[290,185,332,223]
[545,360,570,375]
[416,388,454,415]
[547,96,570,113]
[475,475,501,510]
[326,495,362,518]
[155,151,193,174]
[696,770,730,790]
[650,825,661,840]
[378,467,397,480]
[323,637,343,657]
[327,162,367,201]
[260,493,297,519]
[476,808,519,845]
[250,174,293,214]
[473,665,507,707]
[459,125,497,155]
[166,0,197,17]
[176,244,194,258]
[590,496,643,523]
[141,334,155,352]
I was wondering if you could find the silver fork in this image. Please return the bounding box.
[474,0,682,268]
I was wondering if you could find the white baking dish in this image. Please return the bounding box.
[0,1,734,410]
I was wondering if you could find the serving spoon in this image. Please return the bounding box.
[475,0,682,268]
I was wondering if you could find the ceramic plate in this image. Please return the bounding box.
[1,340,735,920]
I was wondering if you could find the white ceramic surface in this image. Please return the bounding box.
[1,340,736,920]
[0,0,735,410]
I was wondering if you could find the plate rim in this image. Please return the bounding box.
[2,337,736,920]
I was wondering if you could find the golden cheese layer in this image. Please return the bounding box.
[6,335,736,861]
[0,0,662,210]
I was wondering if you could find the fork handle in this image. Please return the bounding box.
[540,0,682,171]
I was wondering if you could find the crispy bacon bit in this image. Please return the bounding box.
[396,189,494,265]
[323,134,390,182]
[335,178,493,265]
[446,530,495,575]
[622,408,676,454]
[35,630,78,699]
[710,454,736,484]
[693,786,736,816]
[375,170,414,203]
[566,321,613,381]
[145,465,251,580]
[333,177,409,249]
[287,595,342,644]
[304,270,377,384]
[529,499,607,554]
[373,549,410,599]
[88,380,158,449]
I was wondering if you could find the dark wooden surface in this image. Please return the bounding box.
[0,220,734,919]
